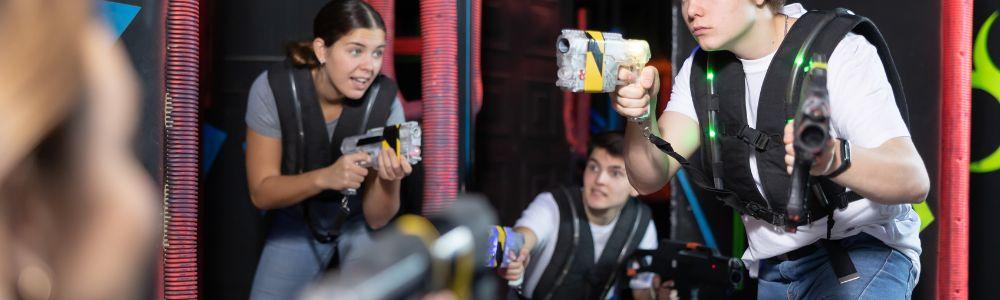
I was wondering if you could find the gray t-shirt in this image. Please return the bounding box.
[245,70,406,140]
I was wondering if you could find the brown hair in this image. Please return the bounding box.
[286,0,387,68]
[589,131,626,158]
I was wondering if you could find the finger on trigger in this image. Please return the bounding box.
[641,67,656,89]
[618,67,632,81]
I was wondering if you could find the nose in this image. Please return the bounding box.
[595,170,610,185]
[686,0,704,21]
[359,56,376,73]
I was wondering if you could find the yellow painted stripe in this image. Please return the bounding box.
[584,51,603,92]
[586,30,605,52]
[496,226,507,254]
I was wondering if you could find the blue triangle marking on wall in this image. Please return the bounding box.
[100,1,141,40]
[201,124,228,176]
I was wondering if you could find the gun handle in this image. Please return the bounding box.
[508,276,523,287]
[786,159,811,230]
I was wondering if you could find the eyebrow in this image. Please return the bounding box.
[347,42,386,49]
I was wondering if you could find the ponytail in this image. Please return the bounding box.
[286,41,320,69]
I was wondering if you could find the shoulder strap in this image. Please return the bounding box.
[268,62,304,175]
[590,199,652,299]
[813,8,910,128]
[534,186,590,300]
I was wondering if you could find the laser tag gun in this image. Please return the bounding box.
[630,240,746,293]
[555,29,651,94]
[485,226,526,287]
[303,195,498,300]
[785,54,831,230]
[485,226,525,269]
[340,121,422,195]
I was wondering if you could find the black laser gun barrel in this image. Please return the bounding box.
[630,240,745,291]
[786,54,831,229]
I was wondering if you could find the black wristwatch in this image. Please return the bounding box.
[826,138,851,178]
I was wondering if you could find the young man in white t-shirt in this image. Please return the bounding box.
[501,132,666,300]
[613,1,928,299]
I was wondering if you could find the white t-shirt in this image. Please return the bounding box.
[514,191,658,298]
[664,3,921,277]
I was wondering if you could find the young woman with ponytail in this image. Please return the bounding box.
[244,1,410,298]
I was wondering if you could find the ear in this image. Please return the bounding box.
[312,37,328,64]
[629,186,640,197]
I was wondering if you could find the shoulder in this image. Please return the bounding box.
[530,192,558,211]
[250,70,273,96]
[830,32,879,66]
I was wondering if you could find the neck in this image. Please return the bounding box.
[311,67,344,104]
[584,203,624,226]
[729,12,787,60]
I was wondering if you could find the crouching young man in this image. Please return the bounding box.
[502,132,663,300]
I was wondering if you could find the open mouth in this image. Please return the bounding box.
[350,76,370,86]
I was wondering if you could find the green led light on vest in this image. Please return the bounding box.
[708,123,718,139]
[707,71,715,81]
[794,52,805,67]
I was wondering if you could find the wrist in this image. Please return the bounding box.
[824,140,842,176]
[310,169,331,190]
[825,138,852,178]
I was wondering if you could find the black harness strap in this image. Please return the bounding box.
[269,60,397,244]
[533,186,584,300]
[532,186,651,300]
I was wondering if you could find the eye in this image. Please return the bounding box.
[586,163,600,173]
[373,50,384,58]
[610,170,624,178]
[349,48,362,56]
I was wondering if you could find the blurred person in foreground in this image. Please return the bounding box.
[0,0,158,299]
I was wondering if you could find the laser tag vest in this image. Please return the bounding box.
[680,9,911,227]
[532,186,652,300]
[268,61,397,241]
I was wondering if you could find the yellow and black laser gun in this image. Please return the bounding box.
[340,121,423,169]
[556,29,651,93]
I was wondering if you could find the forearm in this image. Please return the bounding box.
[623,120,677,195]
[828,138,930,204]
[249,170,326,210]
[514,226,539,254]
[362,175,401,229]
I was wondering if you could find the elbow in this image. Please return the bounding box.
[364,212,392,229]
[248,191,274,210]
[366,218,389,230]
[364,205,399,230]
[892,165,930,204]
[906,169,931,204]
[632,180,667,196]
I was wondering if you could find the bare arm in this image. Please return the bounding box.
[360,146,412,229]
[245,128,369,210]
[783,124,929,205]
[616,66,702,195]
